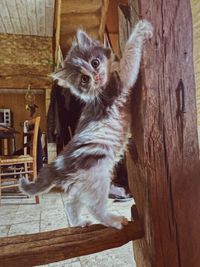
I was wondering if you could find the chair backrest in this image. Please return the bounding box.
[23,117,40,160]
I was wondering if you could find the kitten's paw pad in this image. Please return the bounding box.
[104,215,129,230]
[76,219,93,228]
[121,216,129,226]
[135,20,153,40]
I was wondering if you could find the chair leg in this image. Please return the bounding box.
[0,165,2,205]
[0,174,2,206]
[24,163,28,179]
[35,195,40,204]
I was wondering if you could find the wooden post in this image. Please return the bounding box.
[126,0,200,266]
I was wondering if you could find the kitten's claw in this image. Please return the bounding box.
[76,219,93,228]
[103,215,129,230]
[121,216,129,226]
[134,19,154,40]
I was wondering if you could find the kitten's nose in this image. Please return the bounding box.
[95,74,101,81]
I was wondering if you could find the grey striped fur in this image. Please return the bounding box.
[20,20,153,229]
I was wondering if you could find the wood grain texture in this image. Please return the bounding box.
[0,16,6,33]
[53,0,61,64]
[15,0,29,35]
[60,28,99,57]
[191,0,200,138]
[0,221,143,267]
[106,0,128,33]
[61,0,102,14]
[99,0,109,41]
[45,0,55,37]
[0,0,14,34]
[59,0,109,56]
[0,92,46,150]
[118,4,131,55]
[60,13,100,34]
[0,0,55,36]
[26,0,38,35]
[0,34,53,89]
[125,0,200,266]
[6,0,21,34]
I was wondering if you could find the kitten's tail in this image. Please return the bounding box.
[19,166,56,196]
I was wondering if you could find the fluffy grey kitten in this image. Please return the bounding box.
[20,20,153,229]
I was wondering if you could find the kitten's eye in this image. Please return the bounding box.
[91,58,100,69]
[81,75,90,84]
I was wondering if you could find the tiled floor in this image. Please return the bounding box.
[0,192,136,267]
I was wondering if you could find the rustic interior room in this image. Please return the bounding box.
[0,0,200,267]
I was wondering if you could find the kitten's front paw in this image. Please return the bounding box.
[103,215,129,230]
[74,218,93,228]
[135,20,153,40]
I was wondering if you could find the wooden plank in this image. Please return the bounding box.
[0,0,14,34]
[118,4,131,54]
[0,76,51,90]
[15,0,30,35]
[0,221,143,267]
[53,0,61,66]
[106,0,128,33]
[0,89,44,94]
[35,0,46,36]
[0,34,53,89]
[191,0,200,136]
[99,0,109,41]
[45,0,55,37]
[108,33,120,57]
[5,0,22,34]
[26,0,38,35]
[61,0,102,14]
[60,13,100,34]
[126,0,200,266]
[0,65,51,76]
[0,15,6,33]
[60,27,99,56]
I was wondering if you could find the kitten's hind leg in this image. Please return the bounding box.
[88,200,128,230]
[65,198,92,227]
[82,174,128,229]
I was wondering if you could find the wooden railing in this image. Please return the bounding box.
[0,220,143,267]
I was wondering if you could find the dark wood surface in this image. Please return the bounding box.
[0,221,143,267]
[126,0,200,266]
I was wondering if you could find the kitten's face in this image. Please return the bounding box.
[52,30,111,102]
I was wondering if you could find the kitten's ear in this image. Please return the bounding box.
[76,29,92,48]
[51,68,69,88]
[103,48,111,59]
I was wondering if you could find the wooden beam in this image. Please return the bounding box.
[0,89,44,94]
[53,0,61,65]
[106,0,128,34]
[118,4,131,55]
[191,1,200,136]
[61,13,100,34]
[0,221,143,267]
[0,34,53,89]
[126,0,200,266]
[99,0,109,41]
[60,28,99,57]
[0,75,51,89]
[61,0,102,14]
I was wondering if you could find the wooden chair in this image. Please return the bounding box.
[0,116,41,204]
